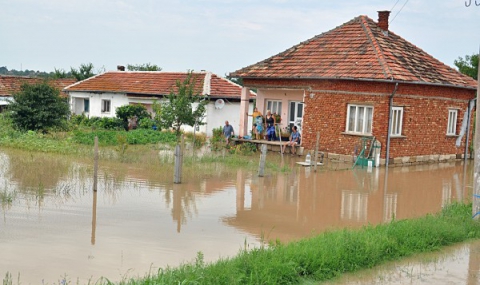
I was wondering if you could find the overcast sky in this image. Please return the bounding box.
[1,0,479,77]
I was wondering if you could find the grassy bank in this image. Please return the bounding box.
[108,203,479,285]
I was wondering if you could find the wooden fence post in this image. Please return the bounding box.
[258,144,267,177]
[314,132,320,172]
[174,144,183,184]
[93,136,98,192]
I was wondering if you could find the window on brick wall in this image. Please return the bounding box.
[346,104,373,135]
[101,99,111,113]
[447,109,457,135]
[390,107,403,136]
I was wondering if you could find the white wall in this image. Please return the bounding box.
[0,96,12,106]
[69,92,128,117]
[69,91,253,137]
[182,100,253,137]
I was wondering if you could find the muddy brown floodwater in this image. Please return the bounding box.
[0,149,478,284]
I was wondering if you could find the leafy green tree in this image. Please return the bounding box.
[70,63,95,81]
[8,82,70,132]
[155,72,208,136]
[53,68,68,79]
[454,53,479,80]
[115,104,151,130]
[127,63,162,71]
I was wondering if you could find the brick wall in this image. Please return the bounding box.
[243,78,476,158]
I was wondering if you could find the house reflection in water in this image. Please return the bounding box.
[226,162,471,243]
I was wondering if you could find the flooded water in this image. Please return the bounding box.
[325,240,480,285]
[0,149,477,284]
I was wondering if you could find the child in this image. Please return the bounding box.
[255,123,263,140]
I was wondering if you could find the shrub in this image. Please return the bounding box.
[115,104,151,130]
[69,115,123,130]
[210,126,225,151]
[138,117,157,129]
[9,81,69,132]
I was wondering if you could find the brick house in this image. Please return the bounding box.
[64,71,256,136]
[0,75,76,112]
[230,11,477,165]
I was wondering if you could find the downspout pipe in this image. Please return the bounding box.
[464,98,475,162]
[385,83,399,167]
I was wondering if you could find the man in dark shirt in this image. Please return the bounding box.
[223,120,234,145]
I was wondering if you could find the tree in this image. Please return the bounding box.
[115,104,151,130]
[454,53,479,80]
[70,63,96,81]
[155,72,208,136]
[127,63,162,71]
[53,68,68,79]
[225,74,243,86]
[8,82,70,132]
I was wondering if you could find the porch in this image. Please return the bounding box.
[231,138,304,155]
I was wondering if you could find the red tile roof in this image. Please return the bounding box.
[0,76,76,97]
[64,71,256,99]
[230,15,477,89]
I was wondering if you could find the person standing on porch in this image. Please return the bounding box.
[247,107,263,139]
[281,125,300,155]
[265,110,276,141]
[223,120,234,145]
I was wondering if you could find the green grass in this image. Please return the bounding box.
[110,203,480,285]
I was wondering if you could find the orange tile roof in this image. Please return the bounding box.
[64,71,256,99]
[0,76,76,97]
[230,15,477,89]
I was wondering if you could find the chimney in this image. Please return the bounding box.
[377,10,390,31]
[117,65,125,71]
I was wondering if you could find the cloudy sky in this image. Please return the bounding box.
[1,0,479,77]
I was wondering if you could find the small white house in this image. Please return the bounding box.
[64,71,256,137]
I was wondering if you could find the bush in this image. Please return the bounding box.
[210,126,225,151]
[69,115,123,130]
[229,142,257,155]
[9,81,69,132]
[138,117,157,129]
[115,104,151,130]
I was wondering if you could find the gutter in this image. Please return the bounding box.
[385,82,399,167]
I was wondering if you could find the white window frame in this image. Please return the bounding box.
[101,99,111,113]
[266,100,282,115]
[390,107,403,136]
[346,104,373,135]
[447,109,458,136]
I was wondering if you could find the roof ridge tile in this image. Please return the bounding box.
[359,16,394,80]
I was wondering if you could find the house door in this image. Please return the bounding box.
[288,101,304,133]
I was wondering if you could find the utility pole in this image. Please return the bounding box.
[473,50,480,219]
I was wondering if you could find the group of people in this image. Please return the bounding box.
[246,108,277,141]
[222,107,300,154]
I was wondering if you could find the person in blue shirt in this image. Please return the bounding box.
[223,120,234,145]
[281,126,300,155]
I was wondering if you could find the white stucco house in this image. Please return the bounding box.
[64,71,256,137]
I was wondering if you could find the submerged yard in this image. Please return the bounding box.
[1,147,479,284]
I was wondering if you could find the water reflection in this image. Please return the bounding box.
[0,149,476,284]
[226,161,473,242]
